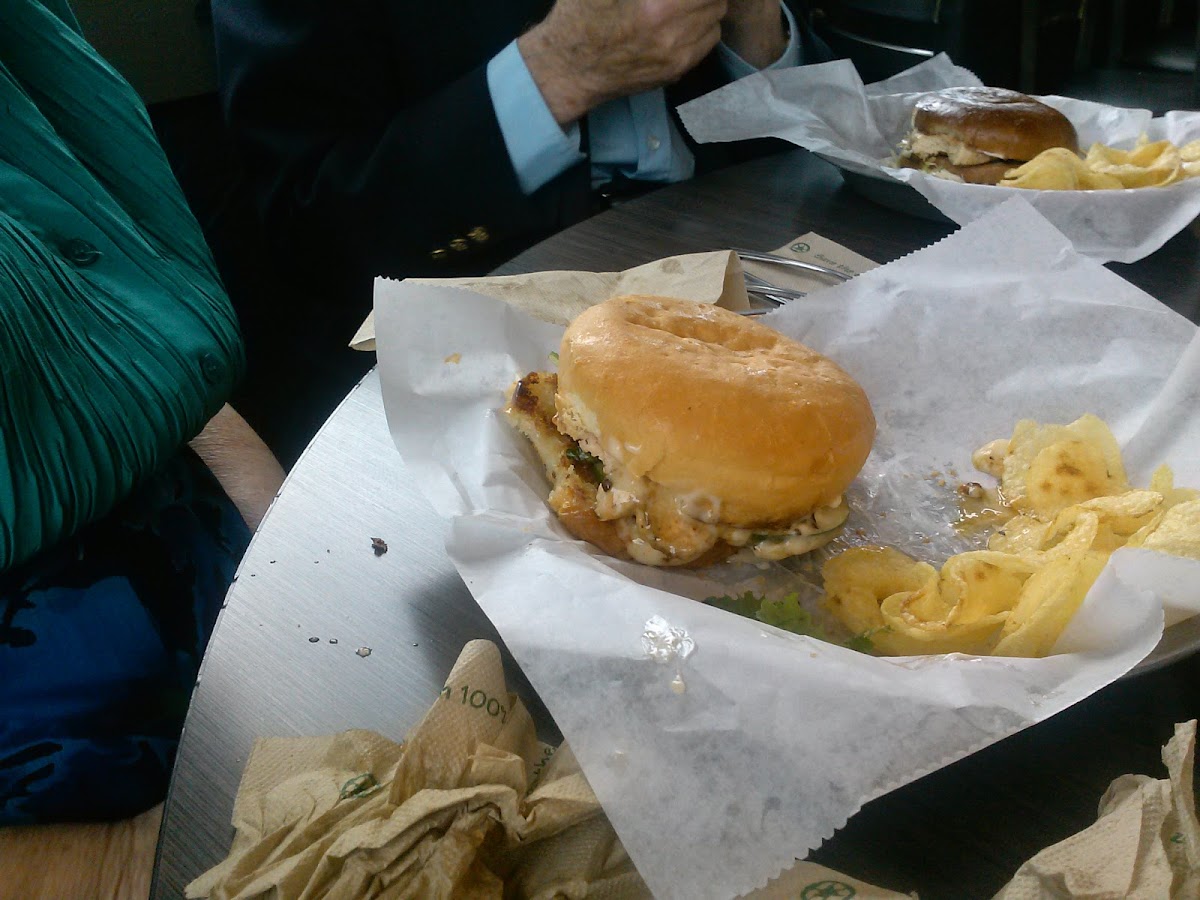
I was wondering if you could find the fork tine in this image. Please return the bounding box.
[734,248,851,282]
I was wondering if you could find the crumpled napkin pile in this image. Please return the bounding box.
[185,639,646,899]
[995,719,1200,899]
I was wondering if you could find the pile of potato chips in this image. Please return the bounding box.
[821,414,1200,657]
[999,135,1200,191]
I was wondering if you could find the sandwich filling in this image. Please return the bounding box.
[898,130,998,167]
[505,371,849,566]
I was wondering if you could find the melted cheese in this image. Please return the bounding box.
[900,130,997,166]
[589,437,849,566]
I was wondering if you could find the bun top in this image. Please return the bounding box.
[554,295,876,527]
[913,86,1078,161]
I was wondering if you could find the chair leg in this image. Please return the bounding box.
[0,804,163,900]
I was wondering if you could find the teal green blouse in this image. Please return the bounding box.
[0,0,243,571]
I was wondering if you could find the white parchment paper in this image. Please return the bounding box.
[676,55,1200,263]
[374,199,1200,900]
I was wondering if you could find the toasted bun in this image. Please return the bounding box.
[913,86,1078,162]
[554,295,875,528]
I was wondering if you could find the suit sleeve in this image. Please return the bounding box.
[212,0,589,280]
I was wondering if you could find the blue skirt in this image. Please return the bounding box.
[0,450,250,825]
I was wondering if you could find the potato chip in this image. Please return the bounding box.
[1139,499,1200,560]
[1067,414,1129,490]
[1102,480,1184,551]
[876,583,1008,657]
[1076,490,1164,545]
[1125,511,1166,549]
[1179,140,1200,163]
[998,414,1127,515]
[823,549,1034,656]
[1036,508,1101,561]
[1149,464,1200,511]
[1098,162,1181,188]
[940,551,1038,622]
[1000,133,1200,191]
[1000,148,1124,191]
[971,438,1009,479]
[1086,138,1187,188]
[991,551,1107,658]
[1023,439,1114,517]
[1150,464,1174,495]
[821,546,936,636]
[817,412,1197,660]
[988,514,1052,555]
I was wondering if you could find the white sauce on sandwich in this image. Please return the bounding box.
[585,431,850,565]
[900,130,997,166]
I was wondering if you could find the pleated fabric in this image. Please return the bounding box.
[0,0,243,572]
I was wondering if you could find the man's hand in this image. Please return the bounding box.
[519,0,729,126]
[721,0,788,69]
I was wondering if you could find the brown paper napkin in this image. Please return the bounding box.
[993,720,1200,899]
[185,639,645,899]
[186,639,911,899]
[350,233,879,351]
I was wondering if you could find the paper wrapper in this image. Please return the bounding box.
[348,250,749,352]
[372,197,1200,900]
[993,719,1200,899]
[676,54,1200,263]
[185,637,914,899]
[185,639,648,899]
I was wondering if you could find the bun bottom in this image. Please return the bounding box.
[554,480,734,568]
[898,155,1016,185]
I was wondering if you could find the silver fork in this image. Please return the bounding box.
[736,248,851,316]
[735,248,852,283]
[744,271,807,305]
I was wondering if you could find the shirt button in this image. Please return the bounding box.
[199,352,223,383]
[430,248,449,261]
[449,238,470,252]
[647,135,661,151]
[63,238,101,266]
[467,226,490,244]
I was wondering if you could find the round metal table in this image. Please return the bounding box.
[152,148,1200,899]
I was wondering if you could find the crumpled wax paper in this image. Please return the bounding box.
[372,197,1200,900]
[994,720,1200,899]
[185,639,649,900]
[676,53,1200,263]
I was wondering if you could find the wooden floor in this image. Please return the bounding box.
[0,804,161,900]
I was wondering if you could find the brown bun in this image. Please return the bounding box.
[913,86,1078,162]
[554,295,876,528]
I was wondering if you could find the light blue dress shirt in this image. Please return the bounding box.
[487,4,801,195]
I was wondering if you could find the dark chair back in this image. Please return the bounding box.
[812,1,1086,92]
[816,22,936,83]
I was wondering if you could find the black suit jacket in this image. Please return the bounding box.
[212,0,827,286]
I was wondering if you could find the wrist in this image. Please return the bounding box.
[721,7,788,68]
[518,25,594,126]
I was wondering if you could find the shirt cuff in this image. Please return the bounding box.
[717,3,801,80]
[486,40,586,195]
